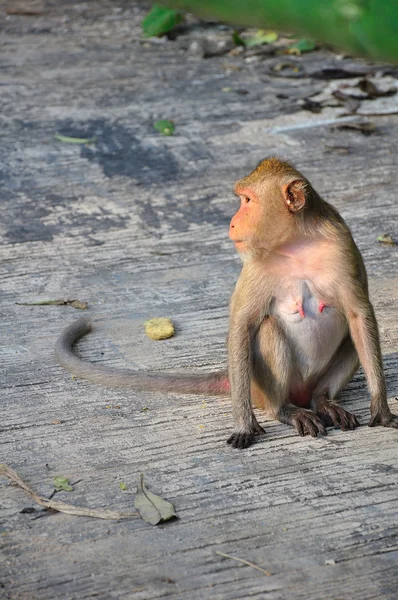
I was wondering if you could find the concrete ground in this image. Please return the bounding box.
[1,2,398,599]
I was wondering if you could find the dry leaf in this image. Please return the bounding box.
[16,299,88,309]
[134,474,176,525]
[377,234,397,245]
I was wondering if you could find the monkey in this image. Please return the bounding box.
[55,157,398,449]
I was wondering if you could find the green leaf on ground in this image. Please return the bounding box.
[119,482,128,491]
[53,476,73,492]
[245,30,278,47]
[142,5,183,38]
[287,38,316,55]
[153,120,175,136]
[232,31,245,46]
[55,133,96,144]
[377,234,397,245]
[134,474,176,525]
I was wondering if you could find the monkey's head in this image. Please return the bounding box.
[229,157,309,257]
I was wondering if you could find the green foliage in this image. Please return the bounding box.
[153,0,398,62]
[142,5,183,37]
[153,120,175,135]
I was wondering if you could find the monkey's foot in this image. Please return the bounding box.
[316,402,359,431]
[369,410,398,429]
[227,420,265,449]
[291,409,327,438]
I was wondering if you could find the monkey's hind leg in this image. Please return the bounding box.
[250,318,328,438]
[310,336,360,431]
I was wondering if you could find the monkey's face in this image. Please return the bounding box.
[229,189,264,252]
[229,185,288,254]
[230,177,306,257]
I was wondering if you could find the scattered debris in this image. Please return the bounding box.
[144,317,175,340]
[377,234,397,246]
[119,482,128,491]
[215,551,271,576]
[324,145,350,155]
[0,463,138,520]
[153,119,175,136]
[272,61,303,76]
[332,121,377,135]
[286,38,316,55]
[301,98,323,113]
[6,1,45,16]
[358,78,396,98]
[311,67,372,80]
[233,29,278,48]
[16,299,88,309]
[53,476,73,492]
[55,133,97,145]
[134,474,176,525]
[332,89,361,113]
[142,5,183,38]
[325,559,336,566]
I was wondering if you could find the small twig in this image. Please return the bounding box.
[215,551,271,576]
[0,463,138,521]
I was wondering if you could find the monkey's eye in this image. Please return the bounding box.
[242,196,251,204]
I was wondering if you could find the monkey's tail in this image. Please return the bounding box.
[55,317,230,396]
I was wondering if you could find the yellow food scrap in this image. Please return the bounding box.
[144,317,175,340]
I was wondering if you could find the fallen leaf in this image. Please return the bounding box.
[53,476,73,492]
[333,121,376,135]
[119,482,128,491]
[332,89,361,113]
[231,30,244,46]
[245,30,278,47]
[271,62,303,76]
[144,317,175,340]
[0,463,138,520]
[153,120,175,136]
[377,234,397,245]
[6,1,45,15]
[52,420,62,425]
[142,5,183,38]
[134,474,176,525]
[287,38,316,55]
[358,79,396,99]
[16,299,88,309]
[55,133,96,145]
[324,145,350,155]
[311,67,371,80]
[301,98,323,113]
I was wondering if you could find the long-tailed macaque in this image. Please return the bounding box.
[55,158,397,448]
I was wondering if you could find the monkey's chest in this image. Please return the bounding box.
[272,280,347,379]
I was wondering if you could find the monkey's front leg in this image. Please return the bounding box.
[345,298,398,429]
[227,319,264,449]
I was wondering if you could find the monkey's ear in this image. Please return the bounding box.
[283,179,306,213]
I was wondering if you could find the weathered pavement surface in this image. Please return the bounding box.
[1,2,398,599]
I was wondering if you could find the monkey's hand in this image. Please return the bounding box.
[368,408,398,429]
[227,419,265,449]
[292,409,327,438]
[315,401,360,431]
